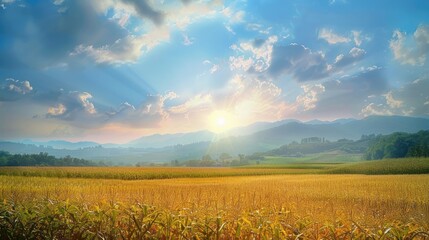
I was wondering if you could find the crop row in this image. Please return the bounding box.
[1,200,428,240]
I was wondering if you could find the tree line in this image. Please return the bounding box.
[364,130,429,160]
[0,151,98,166]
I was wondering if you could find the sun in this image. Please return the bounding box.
[210,110,233,133]
[217,116,226,126]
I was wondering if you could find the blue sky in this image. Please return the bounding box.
[0,0,428,143]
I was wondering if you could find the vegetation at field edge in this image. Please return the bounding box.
[326,158,429,174]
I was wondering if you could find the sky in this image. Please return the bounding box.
[0,0,429,143]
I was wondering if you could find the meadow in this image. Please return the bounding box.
[1,158,429,239]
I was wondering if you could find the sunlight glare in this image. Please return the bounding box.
[210,110,233,133]
[217,116,226,126]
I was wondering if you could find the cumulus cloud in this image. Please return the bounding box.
[222,7,245,23]
[318,29,369,46]
[361,103,393,116]
[230,36,278,73]
[118,0,164,25]
[107,92,177,128]
[167,0,221,29]
[71,28,169,64]
[230,34,367,82]
[46,91,99,128]
[229,56,253,71]
[0,78,33,101]
[296,84,325,111]
[90,0,164,26]
[47,104,67,116]
[269,43,331,81]
[0,0,222,68]
[225,75,289,121]
[318,28,351,44]
[333,47,366,68]
[361,77,429,117]
[296,66,388,118]
[169,94,212,114]
[390,24,429,66]
[0,0,128,69]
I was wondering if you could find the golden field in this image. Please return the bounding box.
[1,170,429,239]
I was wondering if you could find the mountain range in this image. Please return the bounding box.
[1,115,429,163]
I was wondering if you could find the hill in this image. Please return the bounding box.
[127,130,214,148]
[364,130,429,159]
[1,116,429,164]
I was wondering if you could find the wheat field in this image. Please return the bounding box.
[1,172,429,239]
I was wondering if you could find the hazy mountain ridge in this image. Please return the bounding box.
[20,140,100,150]
[127,130,215,149]
[2,116,429,163]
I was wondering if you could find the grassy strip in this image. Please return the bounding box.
[0,167,315,180]
[325,158,429,174]
[0,158,428,181]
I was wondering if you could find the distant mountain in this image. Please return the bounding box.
[127,130,215,148]
[206,115,429,155]
[341,115,429,138]
[252,115,429,145]
[20,140,100,150]
[2,115,429,164]
[226,119,300,136]
[305,118,356,125]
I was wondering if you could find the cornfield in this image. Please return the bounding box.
[1,172,428,239]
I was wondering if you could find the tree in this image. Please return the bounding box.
[219,153,231,161]
[202,154,212,161]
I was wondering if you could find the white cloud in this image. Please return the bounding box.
[72,28,169,64]
[352,30,362,46]
[229,56,253,71]
[47,104,67,116]
[108,92,177,128]
[390,24,429,66]
[384,91,403,108]
[269,43,331,81]
[52,0,64,5]
[292,67,388,119]
[92,0,164,26]
[46,91,98,125]
[203,60,220,74]
[225,75,290,122]
[222,7,245,23]
[318,28,351,44]
[296,84,325,111]
[232,36,278,72]
[0,78,33,101]
[169,94,212,114]
[361,76,429,117]
[70,0,222,65]
[361,103,393,117]
[210,64,219,74]
[333,47,366,68]
[6,78,33,94]
[166,0,220,29]
[246,23,271,35]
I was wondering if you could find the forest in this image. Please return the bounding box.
[0,151,97,166]
[364,130,429,160]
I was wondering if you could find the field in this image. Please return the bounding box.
[1,158,429,239]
